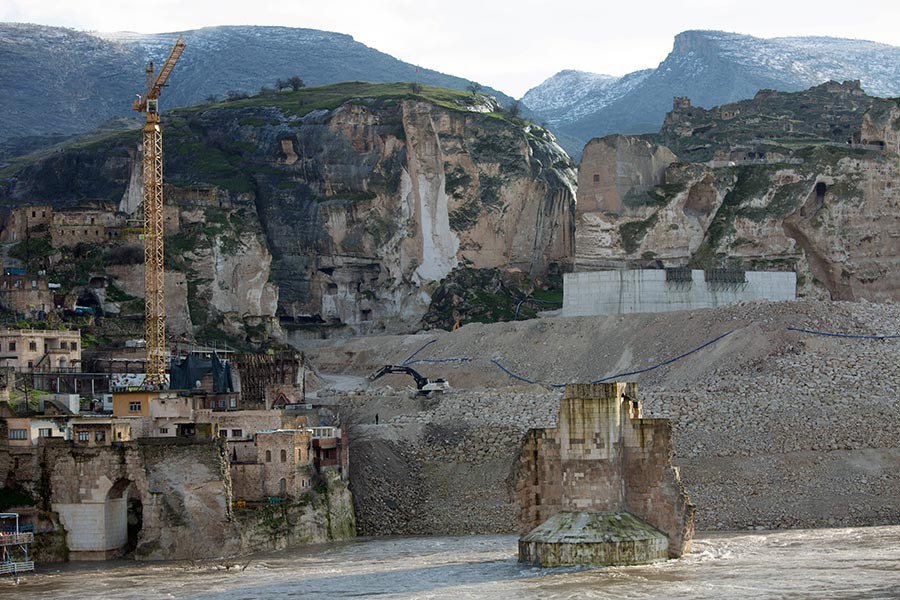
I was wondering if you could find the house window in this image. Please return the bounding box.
[31,280,37,288]
[77,431,89,442]
[9,429,27,440]
[95,431,106,442]
[129,401,142,412]
[27,361,32,369]
[231,429,242,439]
[38,428,52,438]
[593,174,600,183]
[8,342,15,352]
[71,342,77,351]
[280,449,287,463]
[60,342,67,350]
[265,450,272,462]
[229,398,236,408]
[29,341,36,351]
[160,428,169,435]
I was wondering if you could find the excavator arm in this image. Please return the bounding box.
[368,365,429,389]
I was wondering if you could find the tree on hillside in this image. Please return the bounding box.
[288,76,305,91]
[506,101,521,119]
[467,82,482,96]
[205,94,219,104]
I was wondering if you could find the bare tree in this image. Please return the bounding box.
[288,76,305,91]
[466,82,482,96]
[330,400,377,449]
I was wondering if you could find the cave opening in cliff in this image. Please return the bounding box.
[76,289,104,318]
[815,182,827,199]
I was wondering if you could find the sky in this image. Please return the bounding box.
[3,0,900,97]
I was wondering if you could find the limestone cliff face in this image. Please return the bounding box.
[575,133,900,301]
[1,85,575,341]
[236,470,355,553]
[252,96,575,337]
[575,135,676,270]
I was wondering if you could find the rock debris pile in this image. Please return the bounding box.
[311,300,900,534]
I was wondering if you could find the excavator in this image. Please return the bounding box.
[368,365,451,396]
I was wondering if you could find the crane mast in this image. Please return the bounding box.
[133,37,185,388]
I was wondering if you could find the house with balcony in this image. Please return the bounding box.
[0,329,81,372]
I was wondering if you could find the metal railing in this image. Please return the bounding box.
[0,532,34,545]
[0,560,35,575]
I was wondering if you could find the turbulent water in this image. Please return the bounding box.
[3,527,900,599]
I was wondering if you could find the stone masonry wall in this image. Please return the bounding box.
[43,440,239,560]
[623,415,694,556]
[515,390,625,529]
[514,383,693,557]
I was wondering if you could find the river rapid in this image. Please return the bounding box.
[3,526,899,599]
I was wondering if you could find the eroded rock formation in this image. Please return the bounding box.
[574,85,900,302]
[1,85,576,342]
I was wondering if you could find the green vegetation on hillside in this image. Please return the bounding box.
[182,81,503,121]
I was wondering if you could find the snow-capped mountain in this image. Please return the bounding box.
[521,69,652,126]
[524,30,900,157]
[0,23,513,144]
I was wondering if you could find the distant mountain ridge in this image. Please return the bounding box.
[523,30,900,156]
[0,23,513,144]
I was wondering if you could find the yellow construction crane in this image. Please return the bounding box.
[132,37,186,388]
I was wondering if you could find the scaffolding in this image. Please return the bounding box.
[0,513,34,576]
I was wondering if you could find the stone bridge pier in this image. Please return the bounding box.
[45,440,237,560]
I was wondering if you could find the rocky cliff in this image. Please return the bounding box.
[0,83,576,343]
[574,85,900,302]
[523,30,900,157]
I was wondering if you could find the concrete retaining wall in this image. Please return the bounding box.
[562,269,796,317]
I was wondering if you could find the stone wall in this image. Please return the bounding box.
[34,440,239,561]
[514,383,692,557]
[577,135,676,216]
[562,269,796,317]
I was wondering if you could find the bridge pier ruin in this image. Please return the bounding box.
[516,382,694,567]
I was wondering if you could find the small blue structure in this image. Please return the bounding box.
[0,513,34,576]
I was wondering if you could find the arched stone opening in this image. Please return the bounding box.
[106,478,141,556]
[815,182,827,199]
